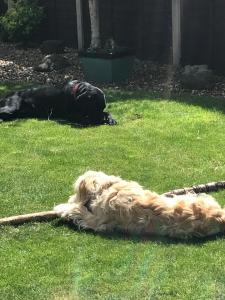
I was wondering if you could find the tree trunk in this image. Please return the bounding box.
[88,0,101,49]
[7,0,14,10]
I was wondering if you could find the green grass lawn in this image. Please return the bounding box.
[1,84,225,299]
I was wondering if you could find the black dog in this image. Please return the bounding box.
[0,80,116,125]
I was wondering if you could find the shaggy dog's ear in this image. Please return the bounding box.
[75,179,88,201]
[73,176,84,193]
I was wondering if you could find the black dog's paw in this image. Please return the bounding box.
[104,112,117,125]
[108,117,117,125]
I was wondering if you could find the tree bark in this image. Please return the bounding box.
[88,0,101,49]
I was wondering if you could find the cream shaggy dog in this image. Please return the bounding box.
[54,171,225,239]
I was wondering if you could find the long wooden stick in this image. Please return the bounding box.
[163,181,225,197]
[1,181,225,226]
[0,210,58,226]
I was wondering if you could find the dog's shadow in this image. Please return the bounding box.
[0,118,104,129]
[53,219,225,246]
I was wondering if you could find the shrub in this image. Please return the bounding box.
[0,0,45,43]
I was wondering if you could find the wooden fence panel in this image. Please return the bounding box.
[1,0,225,70]
[213,0,225,72]
[38,0,77,47]
[0,0,7,15]
[36,0,172,62]
[100,0,171,61]
[181,0,211,65]
[182,0,225,72]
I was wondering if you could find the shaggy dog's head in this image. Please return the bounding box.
[74,171,121,207]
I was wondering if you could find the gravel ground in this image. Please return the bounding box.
[1,42,225,97]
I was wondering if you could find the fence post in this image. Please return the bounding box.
[172,0,181,65]
[76,0,84,51]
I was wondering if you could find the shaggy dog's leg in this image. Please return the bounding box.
[54,202,95,229]
[54,201,116,232]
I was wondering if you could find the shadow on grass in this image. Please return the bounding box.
[0,118,103,129]
[4,212,225,246]
[53,218,225,246]
[1,82,225,117]
[170,93,225,115]
[106,89,225,114]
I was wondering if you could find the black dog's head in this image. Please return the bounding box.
[63,80,80,96]
[63,80,117,126]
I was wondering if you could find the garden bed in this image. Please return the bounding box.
[1,43,225,97]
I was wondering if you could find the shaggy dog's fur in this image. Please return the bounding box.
[54,171,225,239]
[0,80,116,125]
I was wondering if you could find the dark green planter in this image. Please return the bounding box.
[79,51,134,84]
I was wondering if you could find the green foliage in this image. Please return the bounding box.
[0,0,45,43]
